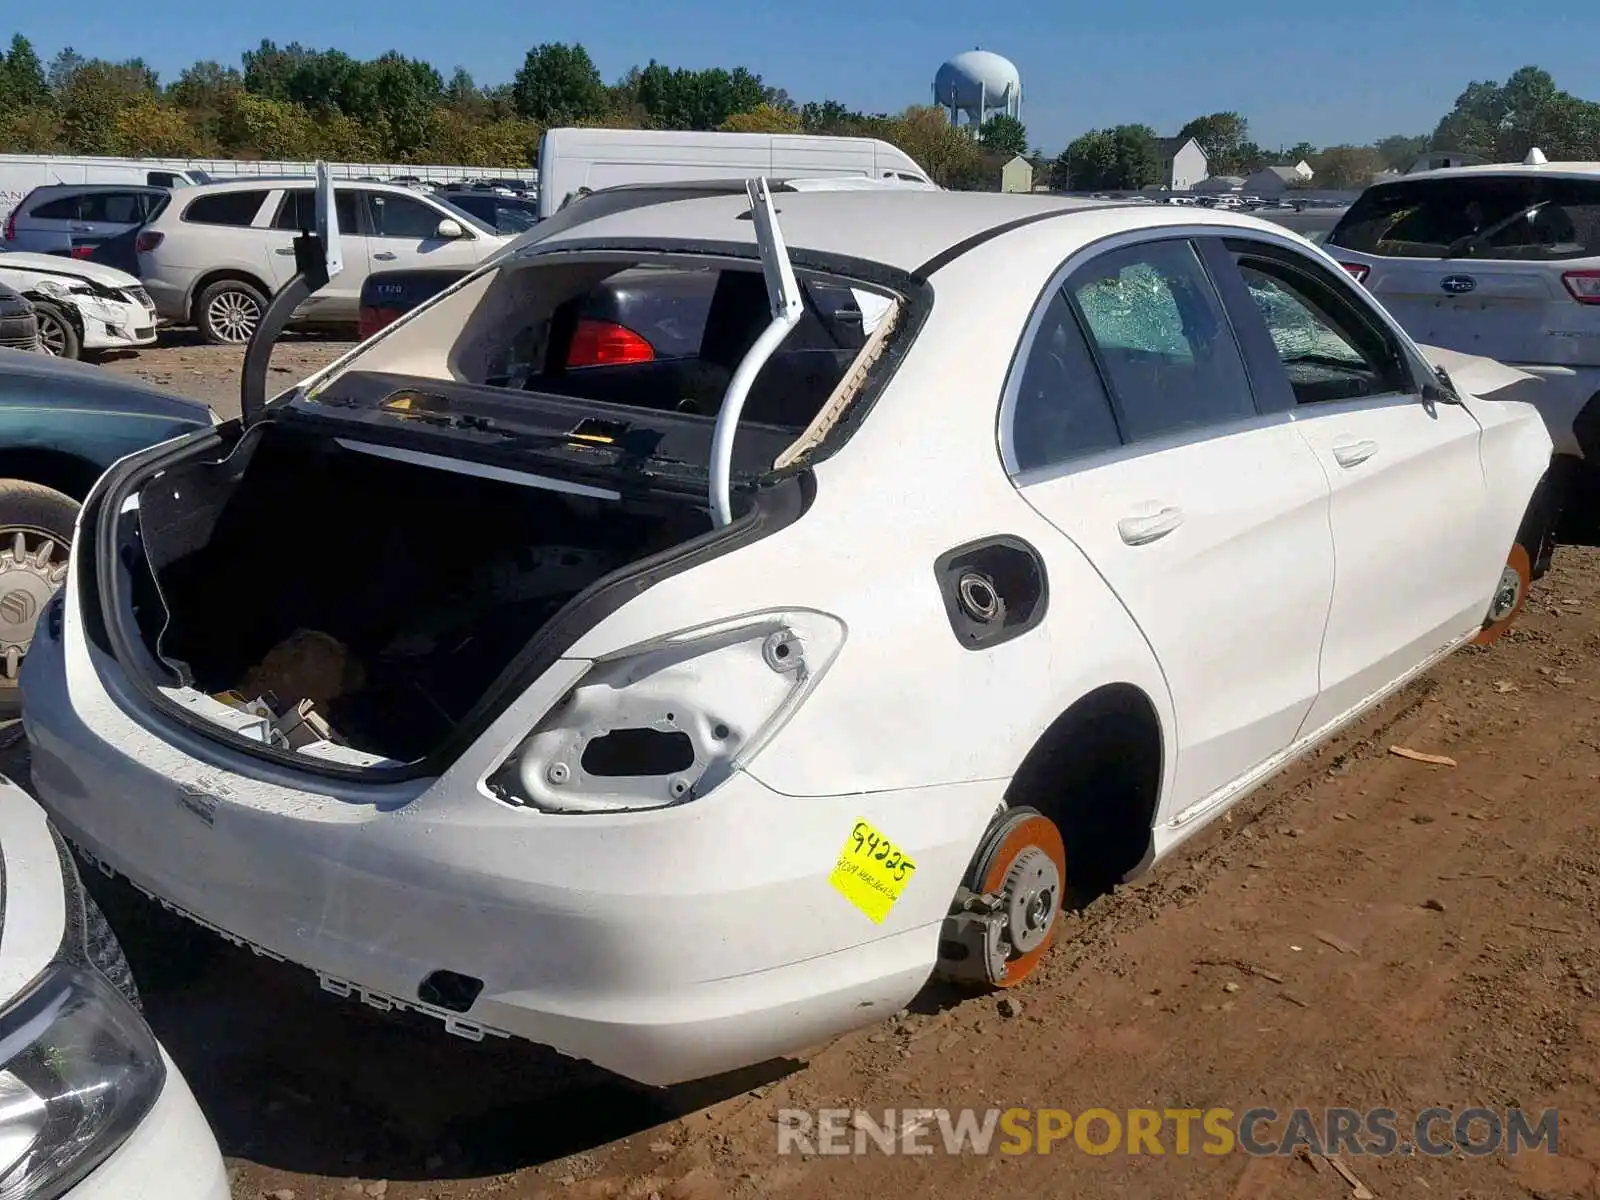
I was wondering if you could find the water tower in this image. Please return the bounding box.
[933,49,1022,133]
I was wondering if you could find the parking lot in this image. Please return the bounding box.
[9,339,1596,1199]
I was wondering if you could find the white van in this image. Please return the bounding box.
[536,127,935,218]
[0,155,205,228]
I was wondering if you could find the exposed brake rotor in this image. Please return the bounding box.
[936,806,1067,989]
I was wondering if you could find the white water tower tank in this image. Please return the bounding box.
[933,49,1022,128]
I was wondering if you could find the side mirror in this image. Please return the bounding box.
[435,218,465,240]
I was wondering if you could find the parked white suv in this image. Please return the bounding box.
[1323,155,1600,552]
[135,179,509,343]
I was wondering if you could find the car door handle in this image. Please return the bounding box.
[274,247,295,256]
[1117,506,1185,545]
[70,223,93,232]
[373,251,397,261]
[1332,438,1379,468]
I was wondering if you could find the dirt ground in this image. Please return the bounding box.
[22,341,1600,1199]
[96,335,355,421]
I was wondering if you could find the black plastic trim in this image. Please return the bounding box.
[914,203,1144,277]
[933,535,1049,651]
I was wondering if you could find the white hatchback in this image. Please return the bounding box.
[21,186,1552,1087]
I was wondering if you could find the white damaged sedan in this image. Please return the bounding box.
[0,252,157,360]
[20,183,1553,1086]
[0,775,227,1197]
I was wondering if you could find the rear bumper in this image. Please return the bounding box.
[139,278,189,324]
[20,588,995,1085]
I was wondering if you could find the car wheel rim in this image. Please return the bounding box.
[207,291,261,343]
[0,527,68,683]
[36,314,67,356]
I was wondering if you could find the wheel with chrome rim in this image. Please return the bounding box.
[30,300,80,360]
[196,278,266,345]
[0,481,77,717]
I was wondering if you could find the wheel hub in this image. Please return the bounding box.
[1488,564,1522,623]
[209,293,260,342]
[0,530,67,680]
[1002,846,1061,953]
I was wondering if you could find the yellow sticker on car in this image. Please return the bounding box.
[830,818,917,923]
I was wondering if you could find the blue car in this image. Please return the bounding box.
[0,347,214,713]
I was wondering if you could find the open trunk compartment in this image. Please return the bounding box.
[116,422,720,769]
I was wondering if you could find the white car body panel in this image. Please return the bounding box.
[0,777,228,1199]
[0,251,156,351]
[20,195,1554,1085]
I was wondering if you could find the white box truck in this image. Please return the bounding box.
[535,127,936,219]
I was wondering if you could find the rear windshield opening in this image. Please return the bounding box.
[322,257,902,440]
[1328,175,1600,261]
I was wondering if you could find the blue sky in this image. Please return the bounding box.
[10,1,1600,154]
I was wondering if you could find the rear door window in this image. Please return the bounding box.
[1067,238,1258,443]
[183,190,269,227]
[79,192,147,223]
[1329,176,1600,261]
[26,195,79,221]
[273,189,361,233]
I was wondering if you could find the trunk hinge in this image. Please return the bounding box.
[708,177,804,528]
[240,160,345,426]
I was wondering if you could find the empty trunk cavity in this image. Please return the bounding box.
[124,424,713,766]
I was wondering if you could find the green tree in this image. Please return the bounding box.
[1308,145,1385,188]
[113,98,202,156]
[978,113,1028,159]
[0,35,49,112]
[1057,124,1161,190]
[46,47,83,96]
[633,61,767,130]
[1177,111,1250,173]
[1373,133,1428,171]
[720,102,803,133]
[511,43,607,125]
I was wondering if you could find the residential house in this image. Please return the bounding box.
[1193,174,1246,195]
[1242,162,1315,197]
[1157,136,1210,191]
[1000,155,1034,194]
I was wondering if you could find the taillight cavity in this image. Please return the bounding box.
[1561,270,1600,304]
[565,319,655,367]
[134,230,163,254]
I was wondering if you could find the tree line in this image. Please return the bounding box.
[1058,66,1600,191]
[0,36,1592,193]
[0,34,1028,186]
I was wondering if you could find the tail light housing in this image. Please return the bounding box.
[566,319,655,368]
[1340,262,1370,284]
[1561,270,1600,304]
[358,305,404,339]
[2,210,14,242]
[133,231,163,254]
[69,246,95,260]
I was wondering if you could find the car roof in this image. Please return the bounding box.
[519,188,1308,276]
[179,177,428,197]
[23,183,169,196]
[1396,161,1600,184]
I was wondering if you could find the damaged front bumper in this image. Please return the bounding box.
[70,294,158,352]
[21,579,998,1086]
